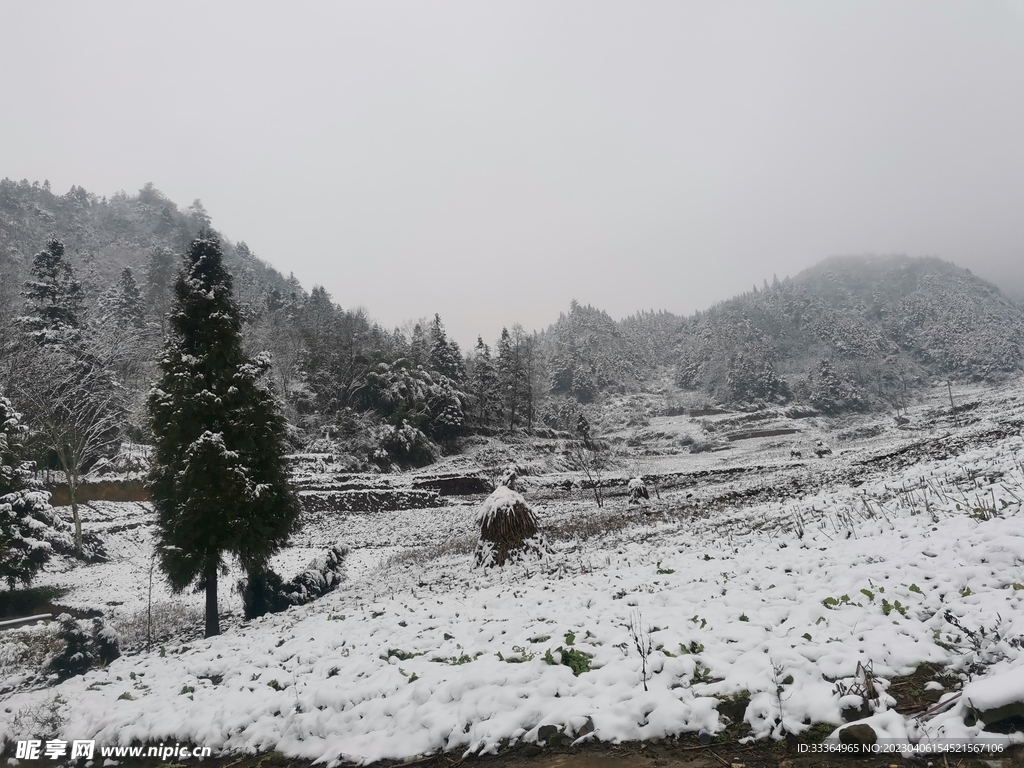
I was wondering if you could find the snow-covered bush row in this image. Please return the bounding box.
[239,545,349,620]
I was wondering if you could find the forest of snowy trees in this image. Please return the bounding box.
[2,178,1023,493]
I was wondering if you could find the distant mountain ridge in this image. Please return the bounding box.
[653,254,1024,411]
[0,178,294,335]
[2,178,1020,423]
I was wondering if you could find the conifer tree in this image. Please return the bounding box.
[148,232,300,637]
[186,199,212,232]
[428,314,466,383]
[20,238,85,347]
[470,336,498,428]
[496,327,524,430]
[144,247,178,337]
[0,393,72,586]
[409,322,430,368]
[512,325,535,430]
[103,267,145,329]
[13,238,122,554]
[96,267,151,392]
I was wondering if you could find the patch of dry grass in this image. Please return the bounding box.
[0,622,63,686]
[383,535,477,570]
[110,600,205,652]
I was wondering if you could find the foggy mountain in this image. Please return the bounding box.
[2,179,1021,466]
[654,254,1024,413]
[0,178,293,326]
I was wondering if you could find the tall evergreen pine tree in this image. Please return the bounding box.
[427,314,465,383]
[496,327,524,430]
[20,238,85,347]
[471,336,498,428]
[103,267,145,328]
[148,232,300,637]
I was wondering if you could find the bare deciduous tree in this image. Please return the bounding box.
[17,349,123,552]
[566,438,609,508]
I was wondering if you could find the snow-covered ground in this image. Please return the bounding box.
[3,379,1024,764]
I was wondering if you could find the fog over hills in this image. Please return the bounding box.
[3,179,1020,446]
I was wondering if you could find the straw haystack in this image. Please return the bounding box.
[474,485,541,567]
[627,477,649,505]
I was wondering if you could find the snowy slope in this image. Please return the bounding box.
[3,381,1024,765]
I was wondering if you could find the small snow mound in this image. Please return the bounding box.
[962,663,1024,713]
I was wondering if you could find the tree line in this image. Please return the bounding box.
[0,181,626,477]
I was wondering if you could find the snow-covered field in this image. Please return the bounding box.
[3,380,1024,764]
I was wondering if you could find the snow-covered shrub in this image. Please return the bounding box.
[303,409,381,471]
[239,544,348,619]
[93,618,121,665]
[536,395,587,432]
[322,407,440,471]
[0,394,73,586]
[239,568,289,619]
[45,614,120,681]
[689,435,720,453]
[10,694,68,741]
[285,544,347,604]
[807,360,869,414]
[354,360,467,447]
[475,486,549,567]
[0,621,64,690]
[368,421,438,470]
[87,441,151,477]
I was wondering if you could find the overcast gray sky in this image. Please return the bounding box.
[3,2,1023,346]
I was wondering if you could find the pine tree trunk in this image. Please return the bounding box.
[205,567,220,637]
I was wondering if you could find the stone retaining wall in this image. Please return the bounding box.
[48,479,150,506]
[300,488,444,513]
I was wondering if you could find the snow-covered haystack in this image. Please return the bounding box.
[474,485,546,567]
[627,476,649,505]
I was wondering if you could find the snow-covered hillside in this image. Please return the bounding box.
[3,379,1024,765]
